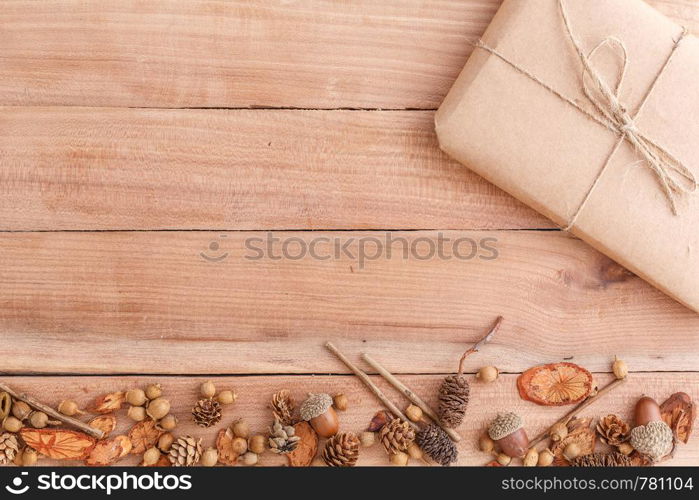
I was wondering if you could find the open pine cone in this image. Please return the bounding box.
[596,414,630,446]
[571,452,633,467]
[438,374,470,428]
[268,417,300,454]
[271,389,295,426]
[322,432,360,467]
[168,435,202,466]
[379,418,415,454]
[0,433,19,465]
[192,398,222,428]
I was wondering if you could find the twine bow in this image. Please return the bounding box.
[473,0,697,230]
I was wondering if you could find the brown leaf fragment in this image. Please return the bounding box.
[367,410,393,432]
[128,420,162,455]
[92,392,125,414]
[88,414,118,437]
[551,426,596,465]
[660,392,695,444]
[287,422,318,467]
[85,435,131,466]
[215,428,239,466]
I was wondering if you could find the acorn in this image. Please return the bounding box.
[216,390,237,405]
[232,420,250,439]
[201,448,219,467]
[22,448,38,466]
[125,389,147,407]
[476,366,499,383]
[200,381,217,399]
[333,394,348,411]
[57,400,83,417]
[145,384,163,400]
[612,356,628,380]
[538,448,555,466]
[11,401,31,421]
[146,398,170,420]
[158,414,178,431]
[522,448,539,466]
[127,406,147,422]
[390,451,409,466]
[488,412,529,458]
[405,404,423,423]
[248,435,266,454]
[142,447,161,466]
[300,393,339,438]
[158,433,174,452]
[549,422,568,442]
[3,416,23,433]
[496,453,511,466]
[629,396,673,461]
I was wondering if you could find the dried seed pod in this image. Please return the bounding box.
[476,366,499,383]
[3,416,23,433]
[479,434,495,453]
[405,404,423,423]
[538,448,555,466]
[0,393,11,420]
[232,420,250,439]
[142,447,161,466]
[612,356,628,380]
[416,423,458,466]
[200,381,217,399]
[158,414,178,431]
[360,431,375,448]
[201,448,218,467]
[11,401,31,421]
[146,398,170,421]
[300,393,339,438]
[522,448,539,466]
[333,394,348,411]
[249,434,266,454]
[488,413,529,458]
[438,374,470,428]
[125,389,147,407]
[145,384,163,400]
[29,412,52,429]
[157,433,174,452]
[390,451,409,466]
[549,422,569,442]
[216,390,236,405]
[127,406,147,422]
[270,390,295,426]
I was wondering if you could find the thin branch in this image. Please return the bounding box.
[458,315,504,374]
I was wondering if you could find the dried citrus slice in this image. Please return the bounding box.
[517,362,593,406]
[20,428,96,460]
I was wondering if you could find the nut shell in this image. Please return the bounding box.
[634,396,662,427]
[488,412,523,441]
[309,407,339,438]
[498,427,529,458]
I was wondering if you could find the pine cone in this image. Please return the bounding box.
[438,374,470,428]
[379,418,415,454]
[322,432,360,467]
[168,435,202,466]
[192,398,222,428]
[271,389,295,426]
[596,414,630,446]
[571,452,633,467]
[416,423,458,466]
[268,417,300,454]
[0,433,19,465]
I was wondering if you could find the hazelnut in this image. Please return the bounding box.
[300,393,339,438]
[360,431,375,448]
[538,448,555,466]
[231,437,248,455]
[200,381,217,399]
[407,442,423,460]
[57,400,83,417]
[232,420,250,439]
[333,394,348,411]
[522,448,538,466]
[390,451,409,466]
[22,448,38,466]
[405,404,423,423]
[549,422,568,442]
[142,447,161,466]
[144,384,163,400]
[157,433,174,452]
[617,442,634,456]
[11,401,31,421]
[3,416,23,433]
[158,414,178,431]
[216,390,236,405]
[201,448,218,467]
[127,406,147,422]
[248,435,266,454]
[563,443,581,461]
[479,434,495,453]
[488,413,529,458]
[476,366,500,383]
[241,452,258,466]
[125,389,147,407]
[496,453,511,466]
[146,398,170,420]
[612,356,628,380]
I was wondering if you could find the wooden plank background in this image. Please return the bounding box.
[0,0,697,467]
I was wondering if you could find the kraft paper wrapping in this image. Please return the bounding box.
[435,0,699,313]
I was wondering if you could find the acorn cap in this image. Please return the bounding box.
[488,412,523,441]
[629,420,674,460]
[300,393,333,421]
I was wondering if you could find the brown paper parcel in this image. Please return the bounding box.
[435,0,699,313]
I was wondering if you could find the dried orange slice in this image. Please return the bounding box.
[517,362,593,406]
[128,420,162,455]
[20,428,96,460]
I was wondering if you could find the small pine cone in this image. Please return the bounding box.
[379,418,415,454]
[322,432,360,467]
[416,423,458,466]
[268,417,301,454]
[192,398,222,428]
[438,374,470,428]
[168,435,202,466]
[0,433,19,465]
[596,414,630,446]
[271,389,296,426]
[571,452,633,467]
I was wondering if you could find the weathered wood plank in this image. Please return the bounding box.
[1,231,697,374]
[2,373,697,466]
[0,108,546,231]
[0,0,695,108]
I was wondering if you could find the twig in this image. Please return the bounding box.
[0,381,104,439]
[324,342,417,430]
[361,353,461,442]
[529,377,626,448]
[458,315,503,374]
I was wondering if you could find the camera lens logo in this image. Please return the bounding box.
[5,472,30,495]
[200,235,229,263]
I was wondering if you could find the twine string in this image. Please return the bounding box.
[471,0,696,230]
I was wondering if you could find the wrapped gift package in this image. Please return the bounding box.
[436,0,699,313]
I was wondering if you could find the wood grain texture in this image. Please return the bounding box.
[0,0,696,109]
[0,108,546,231]
[1,231,697,375]
[3,373,697,466]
